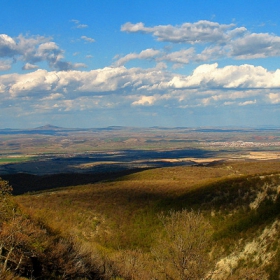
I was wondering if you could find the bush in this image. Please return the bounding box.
[152,209,213,280]
[0,178,100,279]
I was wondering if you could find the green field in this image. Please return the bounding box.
[0,156,34,164]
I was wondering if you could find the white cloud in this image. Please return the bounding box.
[267,93,280,104]
[155,62,167,70]
[195,46,226,62]
[238,100,257,106]
[0,66,171,100]
[1,64,280,114]
[42,93,64,100]
[73,63,87,69]
[2,63,280,99]
[132,95,157,106]
[6,69,60,97]
[168,63,280,89]
[229,33,280,59]
[0,34,17,57]
[121,21,240,44]
[121,22,146,33]
[35,95,112,113]
[121,21,280,65]
[0,59,12,71]
[159,48,195,65]
[22,63,39,70]
[114,48,160,66]
[81,36,95,43]
[0,34,80,71]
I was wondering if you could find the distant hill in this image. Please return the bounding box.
[34,124,63,130]
[0,125,280,136]
[0,124,82,135]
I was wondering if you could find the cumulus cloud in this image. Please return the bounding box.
[36,96,107,113]
[0,34,17,57]
[0,66,176,107]
[0,34,78,71]
[267,93,280,104]
[114,48,160,66]
[22,63,39,70]
[81,36,95,43]
[121,21,280,65]
[42,93,64,100]
[238,100,257,106]
[6,69,60,97]
[159,48,195,65]
[1,63,279,113]
[2,19,280,126]
[229,33,280,59]
[132,95,157,106]
[168,63,280,89]
[121,20,240,44]
[2,67,279,127]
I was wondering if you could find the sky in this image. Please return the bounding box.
[1,0,280,128]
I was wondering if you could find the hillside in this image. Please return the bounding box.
[1,160,280,279]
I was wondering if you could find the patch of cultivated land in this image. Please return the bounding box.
[12,160,280,279]
[1,127,280,177]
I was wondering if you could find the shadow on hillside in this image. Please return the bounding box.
[2,169,151,195]
[0,148,215,175]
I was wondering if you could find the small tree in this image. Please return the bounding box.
[0,178,13,223]
[0,178,15,276]
[152,209,213,280]
[0,178,12,197]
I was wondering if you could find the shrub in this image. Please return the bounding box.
[152,209,213,280]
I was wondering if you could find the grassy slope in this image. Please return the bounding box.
[14,160,280,279]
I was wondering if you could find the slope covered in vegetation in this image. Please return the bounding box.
[1,160,280,279]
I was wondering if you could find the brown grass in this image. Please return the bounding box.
[11,160,280,279]
[14,161,280,248]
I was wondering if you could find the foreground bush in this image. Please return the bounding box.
[152,210,213,280]
[110,210,213,280]
[0,178,100,279]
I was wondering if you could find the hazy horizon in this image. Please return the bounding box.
[1,124,280,131]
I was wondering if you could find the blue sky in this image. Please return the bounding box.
[1,0,280,128]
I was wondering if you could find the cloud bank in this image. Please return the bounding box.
[1,64,280,112]
[120,21,280,66]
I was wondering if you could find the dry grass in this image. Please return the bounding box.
[11,160,280,279]
[14,161,280,248]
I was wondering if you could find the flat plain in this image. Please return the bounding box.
[1,126,280,176]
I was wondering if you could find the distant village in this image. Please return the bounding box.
[205,141,280,148]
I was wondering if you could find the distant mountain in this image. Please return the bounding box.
[0,125,74,135]
[35,124,63,130]
[0,125,279,136]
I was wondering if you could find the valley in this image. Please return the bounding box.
[0,126,280,279]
